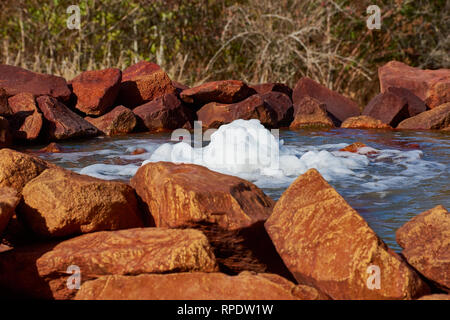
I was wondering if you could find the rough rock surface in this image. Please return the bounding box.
[0,64,71,101]
[250,83,293,100]
[85,105,136,136]
[379,61,450,109]
[180,80,256,107]
[71,68,122,116]
[265,168,429,300]
[0,228,218,299]
[397,103,450,130]
[341,115,392,129]
[19,167,144,238]
[292,77,360,125]
[0,187,19,235]
[0,148,52,192]
[396,205,450,292]
[386,87,427,117]
[7,92,43,140]
[290,96,334,129]
[130,162,274,230]
[362,91,410,127]
[133,93,193,131]
[260,92,294,126]
[36,95,98,140]
[229,94,278,128]
[75,271,326,300]
[197,102,233,128]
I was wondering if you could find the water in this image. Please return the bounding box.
[22,123,450,251]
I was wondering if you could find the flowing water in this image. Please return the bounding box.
[22,120,450,251]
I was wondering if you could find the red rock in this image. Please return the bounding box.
[386,87,427,117]
[292,77,360,125]
[341,115,392,129]
[180,80,256,107]
[397,103,450,130]
[0,65,71,101]
[339,142,368,153]
[0,148,52,192]
[131,148,146,155]
[0,88,12,116]
[396,205,450,293]
[133,93,194,132]
[0,187,19,235]
[71,68,122,116]
[39,142,64,153]
[130,162,274,231]
[265,168,430,299]
[250,83,293,100]
[229,94,278,128]
[118,66,176,108]
[260,92,294,126]
[36,95,98,140]
[19,167,144,238]
[290,96,334,129]
[121,61,161,82]
[0,227,217,299]
[7,93,43,140]
[0,116,11,147]
[418,294,450,300]
[379,61,450,109]
[362,91,410,127]
[172,81,190,95]
[85,105,136,136]
[197,102,233,128]
[75,272,326,300]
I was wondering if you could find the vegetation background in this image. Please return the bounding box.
[0,0,449,105]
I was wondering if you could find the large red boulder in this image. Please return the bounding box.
[229,94,278,128]
[379,61,450,109]
[292,77,360,125]
[260,92,294,127]
[0,88,11,116]
[71,68,122,116]
[85,105,136,136]
[265,168,430,300]
[0,116,11,147]
[362,91,409,127]
[341,115,392,129]
[396,205,450,293]
[290,96,334,129]
[197,102,233,129]
[133,93,194,132]
[397,103,450,130]
[250,83,293,100]
[180,80,256,108]
[19,167,144,238]
[75,272,326,300]
[386,87,427,116]
[36,95,98,140]
[130,162,274,231]
[7,92,43,140]
[0,65,71,101]
[0,228,217,299]
[118,62,176,108]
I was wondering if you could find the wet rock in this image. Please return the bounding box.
[290,96,334,129]
[397,103,450,130]
[36,95,98,140]
[339,142,368,153]
[180,80,256,108]
[396,205,450,293]
[197,102,233,128]
[118,65,176,108]
[133,93,194,132]
[265,168,430,300]
[0,65,71,101]
[75,272,325,300]
[19,167,144,238]
[71,68,122,116]
[85,105,136,136]
[292,77,360,125]
[0,116,11,147]
[130,162,274,231]
[341,115,392,129]
[39,142,65,153]
[260,92,294,127]
[0,228,217,299]
[250,83,293,100]
[7,92,43,140]
[418,294,450,300]
[379,61,450,109]
[0,187,19,235]
[0,148,52,192]
[130,148,147,155]
[362,91,410,127]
